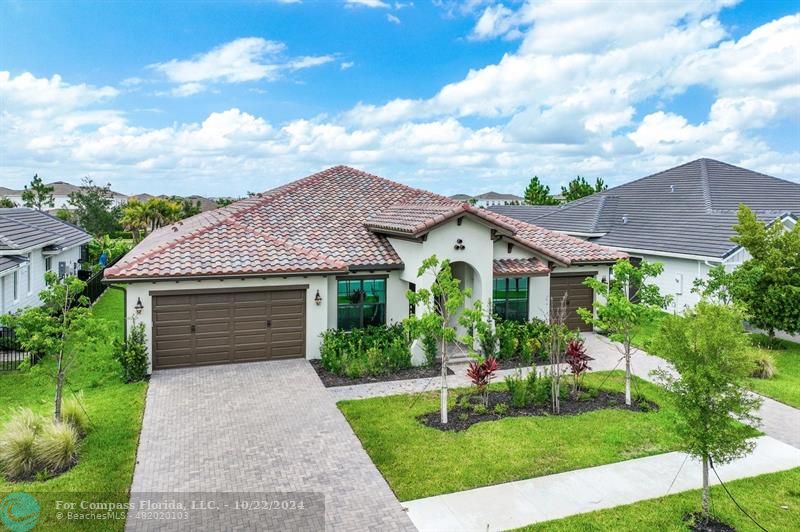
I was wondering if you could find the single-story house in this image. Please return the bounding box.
[0,181,128,210]
[105,166,626,372]
[450,191,525,208]
[491,158,799,312]
[0,208,91,314]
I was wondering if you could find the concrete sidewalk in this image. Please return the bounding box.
[584,332,800,449]
[404,436,800,532]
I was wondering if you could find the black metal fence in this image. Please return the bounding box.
[80,253,125,304]
[0,326,41,371]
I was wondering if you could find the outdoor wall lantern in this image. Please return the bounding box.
[314,290,323,306]
[134,297,144,314]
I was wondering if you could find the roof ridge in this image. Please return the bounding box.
[699,158,712,213]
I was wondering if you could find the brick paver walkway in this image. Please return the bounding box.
[126,360,415,532]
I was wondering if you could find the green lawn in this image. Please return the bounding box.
[518,467,800,531]
[339,372,690,501]
[629,314,800,408]
[746,336,800,408]
[0,287,147,531]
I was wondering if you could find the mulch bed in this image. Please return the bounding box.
[685,512,736,532]
[310,360,453,388]
[419,389,659,431]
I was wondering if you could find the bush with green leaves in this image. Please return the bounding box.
[320,324,411,378]
[113,321,149,383]
[504,368,544,407]
[495,317,550,363]
[421,334,438,367]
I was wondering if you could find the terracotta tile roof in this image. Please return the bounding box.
[364,203,516,237]
[106,166,625,280]
[493,258,550,277]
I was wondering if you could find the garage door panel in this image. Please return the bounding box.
[152,289,305,369]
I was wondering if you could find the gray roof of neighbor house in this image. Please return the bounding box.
[450,192,523,201]
[0,255,24,274]
[0,208,91,252]
[491,158,800,259]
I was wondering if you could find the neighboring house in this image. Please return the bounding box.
[491,158,800,312]
[105,166,626,372]
[0,208,91,314]
[1,181,128,210]
[451,191,524,208]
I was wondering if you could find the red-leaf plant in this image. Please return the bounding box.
[565,339,592,398]
[466,356,499,407]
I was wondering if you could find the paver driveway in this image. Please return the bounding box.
[127,360,415,532]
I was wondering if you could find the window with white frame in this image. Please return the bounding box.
[13,271,19,301]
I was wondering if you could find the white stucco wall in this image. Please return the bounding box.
[630,254,715,312]
[0,245,82,314]
[125,275,329,373]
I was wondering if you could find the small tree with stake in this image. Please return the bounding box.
[651,301,761,526]
[405,256,471,424]
[1,273,106,422]
[578,259,670,406]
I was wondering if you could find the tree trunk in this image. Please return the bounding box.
[440,337,448,424]
[701,454,710,517]
[54,362,64,423]
[624,341,632,406]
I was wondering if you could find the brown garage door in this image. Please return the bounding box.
[550,274,594,332]
[152,288,306,369]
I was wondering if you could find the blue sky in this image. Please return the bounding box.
[1,0,798,197]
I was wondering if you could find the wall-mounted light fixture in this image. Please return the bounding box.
[134,297,144,314]
[314,289,323,306]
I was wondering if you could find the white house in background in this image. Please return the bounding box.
[451,191,524,208]
[0,208,91,314]
[105,166,626,372]
[0,181,128,210]
[492,158,800,312]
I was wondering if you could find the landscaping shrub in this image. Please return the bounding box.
[505,372,527,408]
[750,352,776,379]
[33,421,80,475]
[565,339,592,397]
[495,317,550,362]
[0,408,43,481]
[113,321,149,382]
[466,356,498,407]
[421,334,438,367]
[320,324,412,378]
[62,392,90,436]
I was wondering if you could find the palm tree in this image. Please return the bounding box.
[120,200,149,243]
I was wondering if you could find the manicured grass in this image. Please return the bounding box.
[630,314,800,408]
[518,467,800,531]
[0,287,147,531]
[339,372,688,501]
[746,336,800,408]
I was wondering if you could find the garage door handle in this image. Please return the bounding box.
[190,325,196,333]
[267,320,272,327]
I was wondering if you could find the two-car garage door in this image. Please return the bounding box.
[152,288,306,370]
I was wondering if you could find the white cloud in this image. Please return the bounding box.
[0,72,118,116]
[149,38,336,95]
[470,4,521,41]
[340,61,355,70]
[346,0,390,8]
[387,13,401,24]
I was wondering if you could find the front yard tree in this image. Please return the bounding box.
[652,301,761,521]
[523,176,560,205]
[578,259,670,405]
[405,256,471,424]
[21,173,55,210]
[729,205,800,339]
[1,273,106,422]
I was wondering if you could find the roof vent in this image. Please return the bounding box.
[670,184,675,193]
[622,215,629,225]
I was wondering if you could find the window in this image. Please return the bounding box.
[45,257,52,272]
[13,271,19,301]
[493,277,529,322]
[337,277,387,330]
